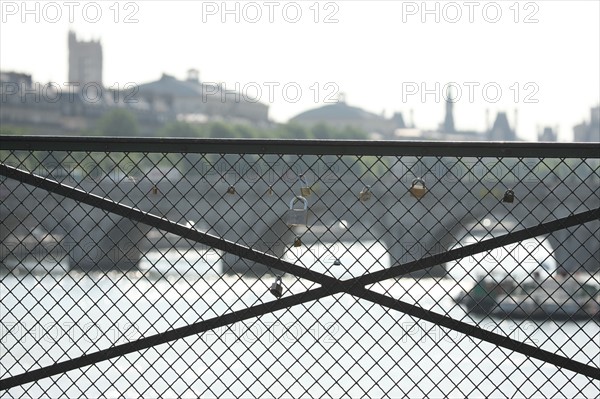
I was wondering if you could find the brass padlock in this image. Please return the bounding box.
[270,276,283,298]
[266,185,273,196]
[293,236,302,247]
[299,174,312,197]
[151,185,159,195]
[409,178,427,199]
[503,189,515,203]
[358,185,372,202]
[227,186,236,195]
[285,196,309,227]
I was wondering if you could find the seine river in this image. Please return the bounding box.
[1,241,598,398]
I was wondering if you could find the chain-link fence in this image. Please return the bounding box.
[1,137,599,398]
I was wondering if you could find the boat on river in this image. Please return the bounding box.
[447,231,600,321]
[455,272,600,320]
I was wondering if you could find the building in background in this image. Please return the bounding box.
[292,93,518,141]
[289,95,404,137]
[68,31,103,88]
[573,106,600,142]
[538,126,558,142]
[0,31,269,135]
[133,69,269,125]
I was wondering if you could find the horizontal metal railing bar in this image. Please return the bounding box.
[1,136,599,157]
[352,287,600,381]
[352,208,600,286]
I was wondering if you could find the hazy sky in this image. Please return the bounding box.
[1,0,599,140]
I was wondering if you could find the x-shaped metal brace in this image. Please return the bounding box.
[0,163,598,390]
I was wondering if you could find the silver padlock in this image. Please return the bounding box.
[410,178,427,199]
[285,196,309,227]
[358,185,372,202]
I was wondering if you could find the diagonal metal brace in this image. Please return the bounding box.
[1,163,598,390]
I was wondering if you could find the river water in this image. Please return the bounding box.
[1,241,599,398]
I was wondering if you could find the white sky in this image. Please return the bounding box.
[1,0,599,140]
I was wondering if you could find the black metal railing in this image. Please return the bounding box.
[1,136,599,398]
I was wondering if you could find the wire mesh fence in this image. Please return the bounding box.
[1,137,599,398]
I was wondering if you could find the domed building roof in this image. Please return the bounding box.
[289,98,401,136]
[290,101,383,123]
[137,73,208,97]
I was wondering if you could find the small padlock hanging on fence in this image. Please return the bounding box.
[293,236,302,247]
[299,174,312,197]
[227,186,236,195]
[503,189,515,203]
[266,185,274,196]
[285,196,309,227]
[409,178,427,199]
[358,185,372,202]
[270,275,283,298]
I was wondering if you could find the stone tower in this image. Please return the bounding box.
[443,88,455,133]
[68,31,103,87]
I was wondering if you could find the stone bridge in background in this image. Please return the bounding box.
[1,170,598,276]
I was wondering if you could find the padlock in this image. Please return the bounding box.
[409,178,427,199]
[358,185,372,202]
[503,189,515,203]
[333,258,341,266]
[227,186,236,195]
[270,276,283,298]
[285,196,309,227]
[266,185,273,196]
[293,236,302,247]
[151,185,159,195]
[299,174,312,197]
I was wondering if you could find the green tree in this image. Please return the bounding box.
[233,124,258,138]
[311,123,334,139]
[97,109,140,136]
[279,123,312,139]
[159,121,202,137]
[208,122,236,138]
[0,125,30,135]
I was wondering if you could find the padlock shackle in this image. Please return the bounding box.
[411,177,425,187]
[289,196,308,210]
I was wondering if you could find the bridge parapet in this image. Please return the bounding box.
[1,137,599,397]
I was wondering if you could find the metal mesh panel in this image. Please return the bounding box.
[1,138,599,398]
